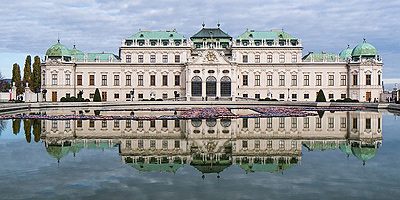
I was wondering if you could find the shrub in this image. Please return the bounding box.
[351,99,359,102]
[156,98,163,101]
[60,97,66,102]
[150,98,155,101]
[316,89,326,102]
[93,88,101,102]
[330,99,335,102]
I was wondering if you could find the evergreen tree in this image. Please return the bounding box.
[23,55,32,91]
[0,72,11,92]
[31,56,41,92]
[23,119,32,143]
[316,89,327,102]
[12,119,21,135]
[94,88,101,102]
[11,63,23,95]
[32,119,41,143]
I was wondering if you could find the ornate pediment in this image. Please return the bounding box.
[46,59,63,66]
[361,59,377,66]
[191,50,231,65]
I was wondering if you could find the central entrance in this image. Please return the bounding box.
[206,76,217,97]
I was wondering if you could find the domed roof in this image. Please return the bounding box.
[45,40,71,57]
[351,145,378,165]
[70,45,84,56]
[339,45,352,60]
[351,39,378,57]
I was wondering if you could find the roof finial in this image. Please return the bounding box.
[347,44,350,48]
[57,32,60,43]
[202,21,205,27]
[363,37,366,43]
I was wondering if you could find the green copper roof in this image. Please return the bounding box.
[303,52,337,62]
[70,45,85,60]
[239,163,296,173]
[351,145,378,165]
[339,45,353,60]
[339,143,352,156]
[303,141,338,151]
[87,53,120,61]
[126,30,185,40]
[191,28,232,39]
[237,30,297,40]
[351,39,378,57]
[46,145,70,161]
[128,163,184,173]
[46,40,71,57]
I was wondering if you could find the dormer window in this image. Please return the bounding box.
[249,34,253,37]
[140,34,144,38]
[255,42,260,46]
[163,41,168,46]
[151,41,156,46]
[169,34,173,37]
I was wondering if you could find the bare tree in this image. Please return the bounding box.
[0,72,11,92]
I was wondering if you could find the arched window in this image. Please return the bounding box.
[206,76,217,97]
[191,119,202,127]
[220,76,231,97]
[206,119,217,127]
[191,76,202,97]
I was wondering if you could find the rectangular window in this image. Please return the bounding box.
[279,75,285,86]
[138,55,143,63]
[255,94,260,99]
[366,74,371,85]
[150,120,155,128]
[353,118,358,129]
[328,117,334,128]
[267,55,272,63]
[138,75,143,86]
[291,75,297,86]
[366,118,371,129]
[89,120,95,128]
[292,93,297,99]
[114,93,119,99]
[150,75,156,86]
[243,55,248,63]
[126,75,131,86]
[267,75,272,86]
[126,55,131,63]
[150,140,156,148]
[316,75,322,86]
[341,94,346,99]
[378,74,381,85]
[114,75,120,86]
[175,120,180,128]
[150,55,156,63]
[291,141,297,149]
[378,118,381,129]
[162,140,168,148]
[255,118,260,128]
[89,75,95,86]
[243,75,248,86]
[138,93,143,99]
[138,121,143,128]
[126,93,131,99]
[52,120,57,129]
[175,75,180,86]
[280,94,285,99]
[267,118,273,128]
[175,55,180,63]
[304,117,309,128]
[242,141,248,148]
[42,74,45,86]
[102,75,107,86]
[304,75,309,86]
[126,140,131,149]
[255,75,260,86]
[65,74,70,85]
[162,75,168,86]
[126,120,131,128]
[76,75,82,86]
[102,120,107,128]
[279,141,285,149]
[255,140,260,149]
[77,120,82,128]
[304,93,309,99]
[291,118,297,128]
[66,93,70,98]
[162,93,168,99]
[328,75,334,86]
[101,92,107,101]
[255,55,260,63]
[316,118,321,129]
[353,74,358,85]
[267,140,272,148]
[329,94,334,99]
[162,120,168,128]
[279,118,285,128]
[292,54,297,63]
[243,94,248,98]
[341,75,346,86]
[163,55,168,63]
[138,139,143,148]
[175,140,180,148]
[279,55,285,63]
[243,118,248,128]
[340,117,346,128]
[51,74,57,85]
[65,120,70,128]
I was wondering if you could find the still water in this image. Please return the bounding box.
[0,109,399,200]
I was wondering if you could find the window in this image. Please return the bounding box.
[150,120,155,128]
[316,118,321,129]
[162,140,168,148]
[126,93,131,99]
[279,118,285,128]
[126,120,131,128]
[279,75,285,86]
[65,74,70,85]
[353,118,358,129]
[267,75,272,86]
[255,94,260,99]
[291,118,297,128]
[162,55,168,63]
[77,120,82,128]
[304,75,309,86]
[378,118,381,129]
[328,118,334,128]
[102,120,107,128]
[340,118,346,128]
[255,140,260,149]
[162,93,168,99]
[138,93,143,99]
[150,140,156,148]
[162,75,168,86]
[341,75,346,86]
[126,75,131,86]
[291,141,297,149]
[175,120,180,128]
[52,120,58,128]
[304,94,309,99]
[42,74,45,86]
[66,93,70,98]
[175,55,180,63]
[114,75,120,86]
[291,75,297,86]
[114,93,119,99]
[243,118,248,128]
[292,54,297,63]
[101,92,107,101]
[378,74,381,85]
[267,55,272,63]
[76,75,82,86]
[316,75,322,86]
[328,75,334,86]
[174,140,180,148]
[279,140,285,149]
[150,55,156,63]
[279,54,285,63]
[51,74,58,85]
[304,117,309,128]
[126,55,131,63]
[138,75,143,86]
[366,118,371,129]
[292,93,297,99]
[243,94,248,98]
[102,75,107,86]
[126,140,131,148]
[90,75,95,86]
[280,94,285,99]
[366,74,371,85]
[267,140,272,148]
[243,75,248,86]
[353,74,358,85]
[255,118,260,128]
[255,75,260,86]
[89,120,95,128]
[341,94,346,99]
[242,141,248,148]
[162,120,168,128]
[267,118,272,128]
[243,55,248,63]
[255,55,260,63]
[138,139,143,148]
[175,75,180,86]
[150,75,156,86]
[138,55,143,63]
[65,120,70,128]
[329,94,334,99]
[138,121,143,128]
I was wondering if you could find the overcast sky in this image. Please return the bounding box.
[0,0,399,82]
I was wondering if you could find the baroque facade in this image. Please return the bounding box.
[42,25,383,102]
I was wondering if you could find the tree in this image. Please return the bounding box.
[11,63,23,95]
[316,89,327,102]
[12,119,21,135]
[0,72,11,92]
[32,119,41,143]
[23,119,32,143]
[23,55,32,91]
[94,88,101,102]
[31,56,41,92]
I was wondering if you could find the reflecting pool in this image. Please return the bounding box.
[0,108,399,199]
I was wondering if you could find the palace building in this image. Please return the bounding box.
[42,25,383,102]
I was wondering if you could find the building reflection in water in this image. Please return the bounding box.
[31,110,383,174]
